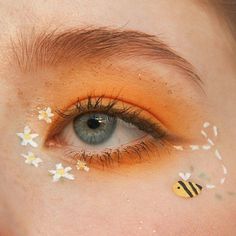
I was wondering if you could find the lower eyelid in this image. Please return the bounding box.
[54,135,172,169]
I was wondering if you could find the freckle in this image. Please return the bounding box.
[227,191,236,196]
[189,166,194,172]
[215,193,223,200]
[17,89,24,97]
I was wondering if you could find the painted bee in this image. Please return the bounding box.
[173,173,203,198]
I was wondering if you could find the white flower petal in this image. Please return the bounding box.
[32,162,39,167]
[24,126,31,134]
[32,158,42,167]
[31,134,39,138]
[21,154,27,158]
[45,118,52,123]
[36,158,43,163]
[53,174,61,182]
[49,170,56,174]
[29,140,38,148]
[56,163,63,169]
[64,173,74,180]
[17,133,24,138]
[25,159,31,164]
[21,140,28,146]
[46,107,51,113]
[64,167,72,172]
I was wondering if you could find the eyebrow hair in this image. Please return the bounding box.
[10,27,202,85]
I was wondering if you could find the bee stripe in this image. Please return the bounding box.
[188,182,198,195]
[196,184,203,190]
[178,181,193,198]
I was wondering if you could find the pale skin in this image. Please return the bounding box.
[0,0,236,235]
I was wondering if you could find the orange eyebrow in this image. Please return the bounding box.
[10,27,202,86]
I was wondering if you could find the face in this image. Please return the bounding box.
[0,0,236,235]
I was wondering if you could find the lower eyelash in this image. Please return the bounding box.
[62,136,172,169]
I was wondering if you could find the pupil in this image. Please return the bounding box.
[87,118,100,129]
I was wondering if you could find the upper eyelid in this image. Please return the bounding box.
[45,96,169,145]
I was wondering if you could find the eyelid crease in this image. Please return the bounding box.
[57,94,166,125]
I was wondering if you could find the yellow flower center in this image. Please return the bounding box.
[42,111,48,118]
[77,161,86,169]
[56,169,65,175]
[24,134,31,140]
[28,155,36,161]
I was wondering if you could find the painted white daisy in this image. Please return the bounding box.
[76,160,90,172]
[21,152,42,167]
[38,107,54,123]
[49,163,74,182]
[16,126,39,147]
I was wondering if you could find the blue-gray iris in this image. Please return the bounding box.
[73,113,117,145]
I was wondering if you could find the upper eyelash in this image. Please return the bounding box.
[56,95,167,141]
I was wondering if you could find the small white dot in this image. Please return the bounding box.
[189,145,199,150]
[220,178,225,184]
[213,126,218,137]
[202,145,211,150]
[153,229,157,233]
[173,145,184,151]
[201,130,208,138]
[203,122,210,128]
[207,138,214,146]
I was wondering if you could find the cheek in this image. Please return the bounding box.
[17,158,229,236]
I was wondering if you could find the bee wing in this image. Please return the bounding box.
[179,172,191,181]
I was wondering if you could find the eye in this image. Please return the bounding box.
[46,96,174,168]
[62,112,147,151]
